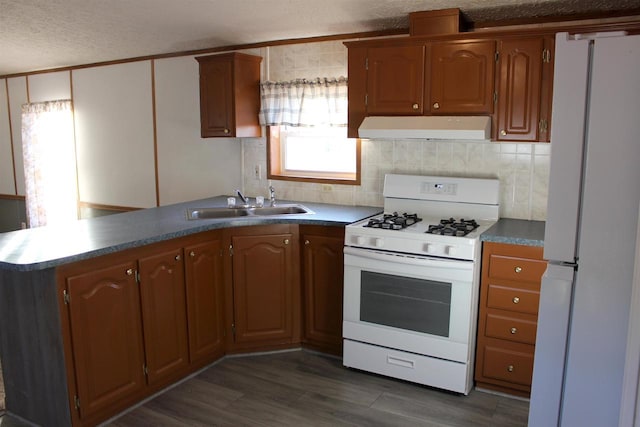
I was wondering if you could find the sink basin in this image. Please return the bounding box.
[187,204,314,220]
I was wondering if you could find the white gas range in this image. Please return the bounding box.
[343,174,500,395]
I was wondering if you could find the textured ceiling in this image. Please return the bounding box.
[2,0,640,76]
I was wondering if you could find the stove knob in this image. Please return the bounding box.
[373,238,384,248]
[425,243,435,254]
[447,246,457,256]
[355,236,365,245]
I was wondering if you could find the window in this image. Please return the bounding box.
[260,78,360,184]
[267,125,359,183]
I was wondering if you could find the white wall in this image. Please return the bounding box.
[6,77,27,196]
[154,56,241,204]
[73,62,157,208]
[0,80,15,195]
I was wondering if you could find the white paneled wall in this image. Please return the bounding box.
[242,40,550,221]
[0,80,15,195]
[28,71,71,102]
[154,56,242,205]
[6,77,27,196]
[73,62,157,208]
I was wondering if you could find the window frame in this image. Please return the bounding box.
[266,125,361,185]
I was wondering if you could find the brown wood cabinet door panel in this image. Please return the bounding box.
[481,344,534,386]
[66,261,145,419]
[138,249,189,386]
[184,239,225,363]
[487,283,540,314]
[497,38,544,141]
[488,253,547,283]
[302,233,344,354]
[232,233,294,344]
[367,45,425,115]
[485,312,537,345]
[199,59,233,136]
[430,40,495,114]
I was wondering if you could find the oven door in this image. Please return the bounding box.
[343,246,479,363]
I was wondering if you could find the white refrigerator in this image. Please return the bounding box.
[528,32,640,426]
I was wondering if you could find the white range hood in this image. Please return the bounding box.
[358,116,491,140]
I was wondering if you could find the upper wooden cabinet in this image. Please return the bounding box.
[346,38,496,138]
[366,45,426,115]
[195,52,262,138]
[495,36,554,142]
[429,40,496,114]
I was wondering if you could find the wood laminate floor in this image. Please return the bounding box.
[103,350,528,427]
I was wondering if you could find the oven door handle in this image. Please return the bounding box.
[344,246,473,270]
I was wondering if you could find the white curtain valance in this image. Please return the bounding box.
[259,77,348,127]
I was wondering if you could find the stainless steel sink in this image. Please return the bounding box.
[186,204,314,220]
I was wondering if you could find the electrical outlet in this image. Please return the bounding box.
[321,184,332,192]
[254,165,261,180]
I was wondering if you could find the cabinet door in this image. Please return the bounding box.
[367,45,426,115]
[231,233,295,345]
[198,56,234,137]
[184,239,225,363]
[138,248,189,386]
[429,40,496,114]
[496,38,545,141]
[65,261,145,420]
[301,227,344,355]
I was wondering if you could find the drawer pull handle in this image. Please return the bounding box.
[510,327,518,334]
[284,239,290,245]
[387,356,415,369]
[507,365,514,372]
[175,254,181,261]
[433,102,440,109]
[412,103,420,110]
[189,251,196,257]
[512,296,520,304]
[126,268,134,276]
[514,266,522,273]
[304,240,310,245]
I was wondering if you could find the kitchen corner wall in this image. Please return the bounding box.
[243,41,550,221]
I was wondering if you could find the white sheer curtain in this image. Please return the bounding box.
[258,77,348,127]
[21,100,78,228]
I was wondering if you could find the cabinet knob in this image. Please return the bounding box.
[304,240,310,245]
[510,327,518,334]
[223,128,230,134]
[514,266,522,273]
[284,239,290,245]
[175,254,181,261]
[507,365,514,372]
[432,102,440,109]
[412,103,419,110]
[189,251,196,257]
[126,268,134,276]
[512,296,520,304]
[500,129,507,136]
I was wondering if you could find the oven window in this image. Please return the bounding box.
[360,271,451,337]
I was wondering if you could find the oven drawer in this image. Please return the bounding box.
[487,283,540,314]
[488,254,546,283]
[480,344,534,386]
[485,312,537,345]
[343,339,471,394]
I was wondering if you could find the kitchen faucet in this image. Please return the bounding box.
[236,189,249,206]
[269,185,276,206]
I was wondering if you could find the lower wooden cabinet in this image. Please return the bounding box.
[224,225,300,352]
[64,259,146,423]
[475,241,546,397]
[138,248,189,386]
[300,225,345,356]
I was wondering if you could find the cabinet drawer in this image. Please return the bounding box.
[481,345,534,386]
[487,283,539,314]
[485,312,537,345]
[489,254,546,283]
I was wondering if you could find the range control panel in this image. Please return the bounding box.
[421,182,458,196]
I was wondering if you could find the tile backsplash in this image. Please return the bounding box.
[242,41,550,221]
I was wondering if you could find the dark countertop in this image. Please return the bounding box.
[480,218,545,247]
[0,196,381,271]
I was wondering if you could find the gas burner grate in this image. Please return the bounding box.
[426,218,479,237]
[364,212,422,230]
